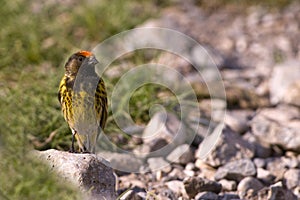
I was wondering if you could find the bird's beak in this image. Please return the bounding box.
[88,56,99,65]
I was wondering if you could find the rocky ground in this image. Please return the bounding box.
[109,2,300,200]
[36,2,300,200]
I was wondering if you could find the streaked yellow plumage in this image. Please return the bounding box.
[58,51,107,153]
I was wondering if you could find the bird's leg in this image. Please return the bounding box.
[71,134,75,153]
[82,146,90,154]
[80,137,90,153]
[81,135,91,153]
[69,129,76,153]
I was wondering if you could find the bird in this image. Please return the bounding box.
[58,50,108,153]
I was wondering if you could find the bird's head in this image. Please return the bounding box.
[64,50,99,77]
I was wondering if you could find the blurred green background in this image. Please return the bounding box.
[0,0,295,199]
[0,1,162,199]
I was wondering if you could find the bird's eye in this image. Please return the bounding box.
[78,56,84,62]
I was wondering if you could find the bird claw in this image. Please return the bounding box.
[69,148,76,153]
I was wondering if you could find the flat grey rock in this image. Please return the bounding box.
[269,60,300,105]
[283,169,300,189]
[198,127,254,167]
[218,179,237,191]
[139,112,186,158]
[194,191,219,200]
[215,159,256,181]
[183,177,222,199]
[32,149,116,200]
[256,168,275,184]
[251,106,300,152]
[257,182,298,200]
[237,177,264,198]
[97,151,143,173]
[166,144,194,165]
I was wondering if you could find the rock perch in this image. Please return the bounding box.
[32,149,116,200]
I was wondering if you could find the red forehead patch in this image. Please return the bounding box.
[77,50,93,57]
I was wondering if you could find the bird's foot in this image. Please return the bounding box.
[69,146,77,153]
[80,146,91,154]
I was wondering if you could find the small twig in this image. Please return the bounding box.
[28,130,58,149]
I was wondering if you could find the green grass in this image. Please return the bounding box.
[0,0,163,199]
